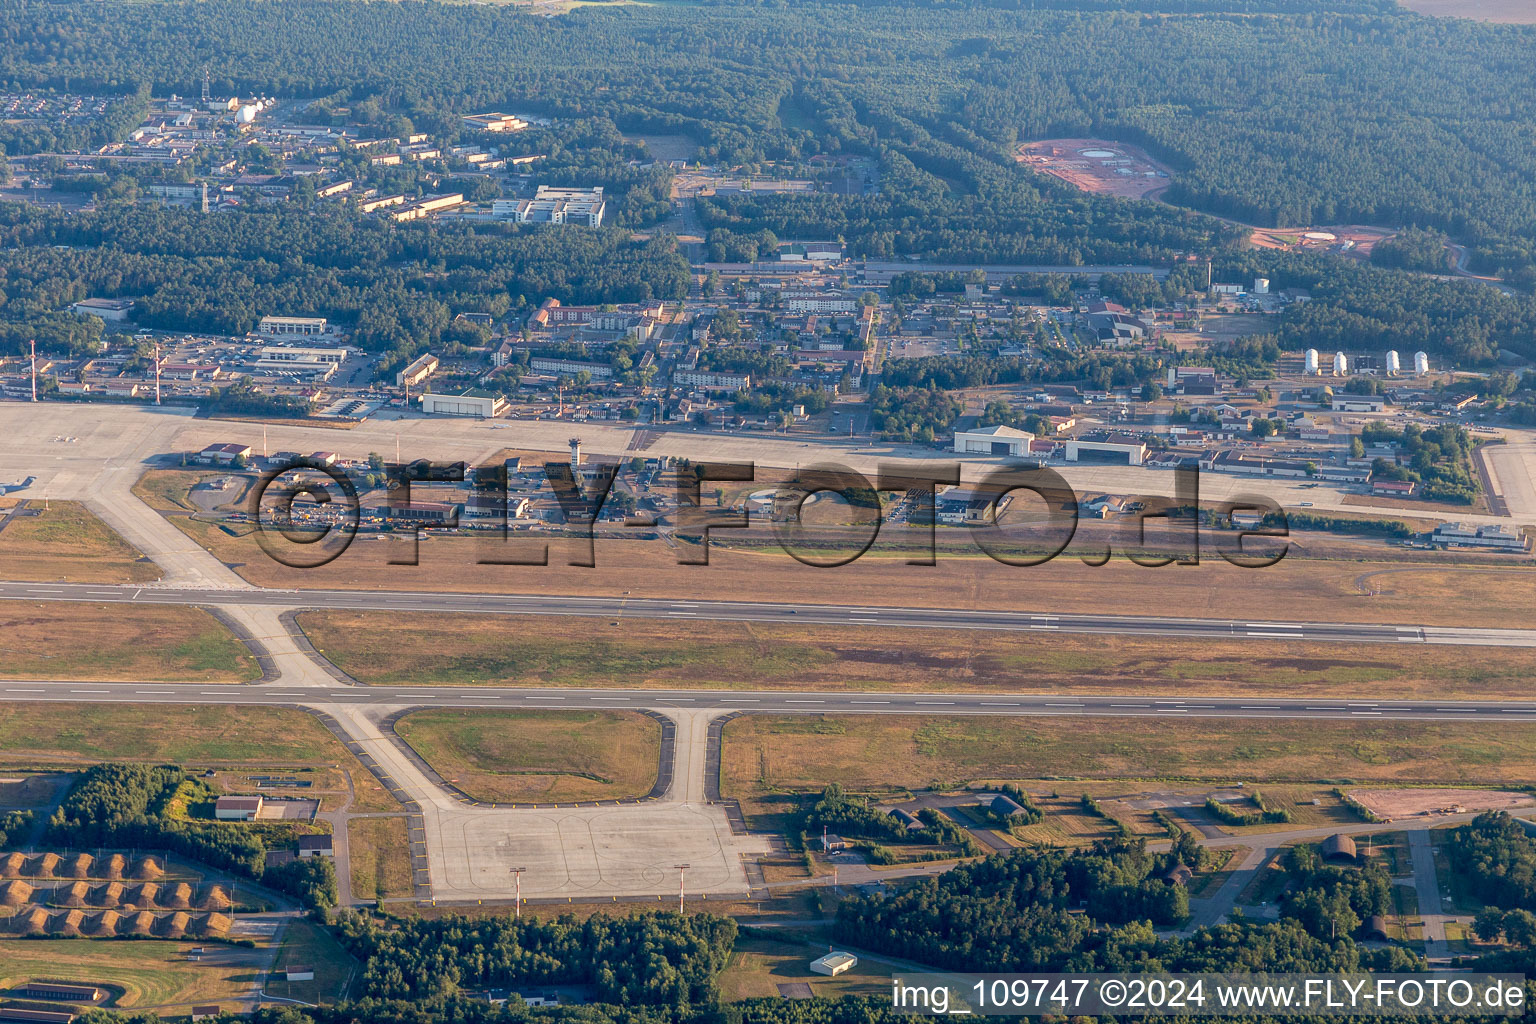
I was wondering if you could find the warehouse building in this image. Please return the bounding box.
[258,316,329,337]
[810,952,858,977]
[1426,522,1529,552]
[215,795,264,820]
[70,297,136,322]
[19,983,99,1003]
[953,424,1035,457]
[1331,395,1386,413]
[396,353,439,387]
[421,389,508,419]
[1064,433,1147,466]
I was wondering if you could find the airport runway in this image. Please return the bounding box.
[1,678,1534,721]
[3,580,1535,648]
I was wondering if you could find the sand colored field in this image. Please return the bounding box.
[1349,787,1535,819]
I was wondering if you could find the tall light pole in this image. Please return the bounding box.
[154,337,162,405]
[511,866,526,920]
[29,339,37,403]
[675,863,690,914]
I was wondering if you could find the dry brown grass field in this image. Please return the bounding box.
[0,602,257,682]
[347,817,415,901]
[0,939,253,1007]
[0,702,400,812]
[393,708,661,803]
[720,715,1536,801]
[300,609,1536,699]
[0,500,158,583]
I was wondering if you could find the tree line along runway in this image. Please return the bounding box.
[3,579,1536,648]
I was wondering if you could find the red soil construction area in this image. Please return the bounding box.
[1016,139,1173,200]
[1250,224,1396,257]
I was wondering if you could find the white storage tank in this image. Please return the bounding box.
[1414,351,1430,376]
[1304,349,1320,375]
[1333,351,1348,376]
[1253,277,1270,295]
[1385,350,1400,376]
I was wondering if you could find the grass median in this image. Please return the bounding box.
[300,609,1536,699]
[721,715,1536,799]
[0,601,258,682]
[0,499,158,583]
[393,708,662,804]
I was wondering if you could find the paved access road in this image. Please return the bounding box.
[3,679,1535,722]
[4,580,1536,648]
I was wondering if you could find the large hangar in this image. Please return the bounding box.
[1064,433,1147,466]
[954,425,1035,457]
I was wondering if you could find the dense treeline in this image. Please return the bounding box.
[0,202,688,366]
[46,763,338,909]
[334,911,736,1006]
[1447,812,1536,913]
[867,384,963,443]
[834,838,1426,975]
[0,809,33,849]
[835,840,1188,969]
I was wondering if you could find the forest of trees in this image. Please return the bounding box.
[834,838,1425,974]
[1447,812,1536,914]
[867,384,963,443]
[334,911,737,1006]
